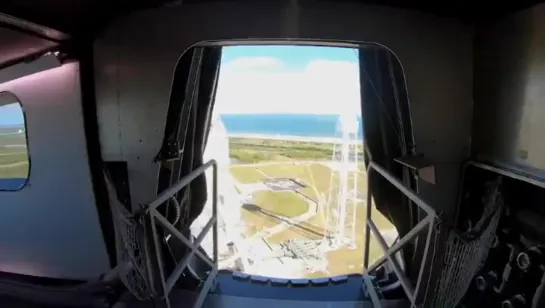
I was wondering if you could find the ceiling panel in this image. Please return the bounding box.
[0,26,57,68]
[0,0,542,38]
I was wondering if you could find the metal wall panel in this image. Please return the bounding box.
[0,62,110,279]
[473,4,545,179]
[95,1,473,215]
[0,26,57,68]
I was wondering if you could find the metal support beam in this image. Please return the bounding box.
[363,161,437,308]
[143,159,219,308]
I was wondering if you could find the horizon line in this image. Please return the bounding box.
[220,113,363,117]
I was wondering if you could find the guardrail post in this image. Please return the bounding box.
[141,160,219,308]
[363,161,437,308]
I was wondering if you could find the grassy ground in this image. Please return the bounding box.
[230,167,267,184]
[0,129,29,179]
[241,207,280,236]
[257,163,332,200]
[230,137,363,163]
[229,159,397,276]
[252,191,309,217]
[235,174,311,236]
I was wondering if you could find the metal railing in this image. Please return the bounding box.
[363,161,437,308]
[143,159,219,308]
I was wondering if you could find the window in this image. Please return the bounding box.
[197,45,399,279]
[0,92,29,190]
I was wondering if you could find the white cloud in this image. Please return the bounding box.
[214,57,360,115]
[222,56,284,71]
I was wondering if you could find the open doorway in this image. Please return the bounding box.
[193,45,398,278]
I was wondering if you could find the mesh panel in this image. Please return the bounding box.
[429,179,503,308]
[110,203,153,300]
[104,173,154,300]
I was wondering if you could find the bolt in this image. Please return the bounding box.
[475,276,487,291]
[517,252,531,271]
[501,300,513,308]
[491,234,499,248]
[513,294,526,306]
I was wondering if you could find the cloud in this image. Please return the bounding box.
[222,56,284,71]
[214,57,360,115]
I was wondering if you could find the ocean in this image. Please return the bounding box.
[221,114,363,139]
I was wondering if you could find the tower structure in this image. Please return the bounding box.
[323,113,360,248]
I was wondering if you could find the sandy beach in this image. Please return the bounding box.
[227,133,362,144]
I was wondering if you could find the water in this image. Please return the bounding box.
[221,114,363,139]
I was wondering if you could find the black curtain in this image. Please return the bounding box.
[358,45,419,279]
[154,46,222,287]
[155,46,222,229]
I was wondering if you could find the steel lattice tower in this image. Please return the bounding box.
[323,113,360,248]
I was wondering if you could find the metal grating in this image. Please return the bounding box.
[363,161,438,308]
[429,164,504,308]
[106,173,154,300]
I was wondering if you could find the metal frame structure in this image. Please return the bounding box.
[143,159,219,308]
[363,161,437,308]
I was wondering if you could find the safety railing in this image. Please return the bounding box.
[363,161,437,308]
[143,159,219,308]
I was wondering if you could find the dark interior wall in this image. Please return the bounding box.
[94,1,473,217]
[473,4,545,180]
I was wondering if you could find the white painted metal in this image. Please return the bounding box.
[324,114,360,248]
[144,159,219,308]
[364,161,437,307]
[0,61,110,279]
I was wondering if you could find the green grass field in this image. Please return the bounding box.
[230,137,364,163]
[0,129,29,179]
[252,191,309,217]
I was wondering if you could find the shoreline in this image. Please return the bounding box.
[227,133,363,144]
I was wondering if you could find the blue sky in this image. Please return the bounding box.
[216,45,361,115]
[0,103,24,127]
[222,45,358,70]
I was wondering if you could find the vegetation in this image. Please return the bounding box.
[229,137,364,163]
[0,129,29,179]
[229,167,267,184]
[257,163,335,200]
[251,191,309,217]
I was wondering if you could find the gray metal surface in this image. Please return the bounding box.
[473,4,545,179]
[0,62,110,279]
[0,25,57,68]
[0,54,61,85]
[94,1,473,217]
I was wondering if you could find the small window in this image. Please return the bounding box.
[0,92,29,190]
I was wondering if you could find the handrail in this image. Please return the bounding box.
[143,159,218,308]
[148,159,218,210]
[363,161,437,308]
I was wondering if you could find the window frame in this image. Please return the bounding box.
[0,91,31,191]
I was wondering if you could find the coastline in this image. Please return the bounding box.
[227,133,363,144]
